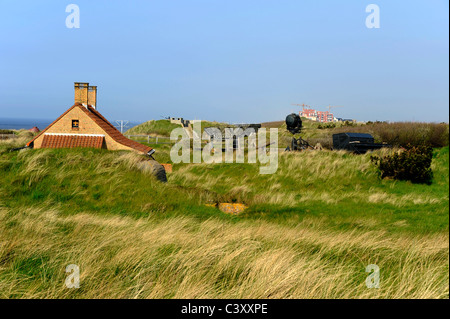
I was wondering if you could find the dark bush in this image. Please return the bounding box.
[370,144,433,184]
[342,121,356,127]
[317,123,336,129]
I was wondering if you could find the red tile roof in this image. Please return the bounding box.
[27,103,153,154]
[41,134,104,149]
[80,105,153,154]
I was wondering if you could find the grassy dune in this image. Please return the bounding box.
[125,119,236,138]
[263,119,449,150]
[1,208,447,298]
[0,136,448,298]
[125,120,181,137]
[171,146,449,233]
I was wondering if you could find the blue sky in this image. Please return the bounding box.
[0,0,448,123]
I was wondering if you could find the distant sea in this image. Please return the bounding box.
[0,118,142,132]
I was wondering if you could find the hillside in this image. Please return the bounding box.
[125,119,237,138]
[264,119,449,150]
[0,136,448,298]
[125,120,181,137]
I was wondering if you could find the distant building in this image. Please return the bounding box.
[170,117,190,127]
[335,118,356,123]
[300,108,335,123]
[300,108,317,121]
[316,111,334,123]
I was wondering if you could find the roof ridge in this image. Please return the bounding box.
[26,103,81,147]
[27,103,152,154]
[79,106,152,154]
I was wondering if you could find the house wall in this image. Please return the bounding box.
[34,107,136,152]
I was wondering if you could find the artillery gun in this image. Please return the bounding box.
[285,113,313,151]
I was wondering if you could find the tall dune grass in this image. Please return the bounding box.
[0,136,448,298]
[171,148,448,210]
[0,207,447,298]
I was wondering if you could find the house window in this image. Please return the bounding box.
[72,120,79,130]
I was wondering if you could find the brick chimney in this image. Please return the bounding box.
[88,86,97,109]
[74,82,98,109]
[74,82,89,105]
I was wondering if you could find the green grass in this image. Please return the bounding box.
[1,138,448,232]
[125,119,236,138]
[125,119,181,137]
[171,147,448,233]
[264,118,450,150]
[0,135,448,298]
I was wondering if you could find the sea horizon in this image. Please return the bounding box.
[0,117,142,132]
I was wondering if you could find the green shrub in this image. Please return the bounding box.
[370,144,434,184]
[342,121,355,127]
[317,123,336,129]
